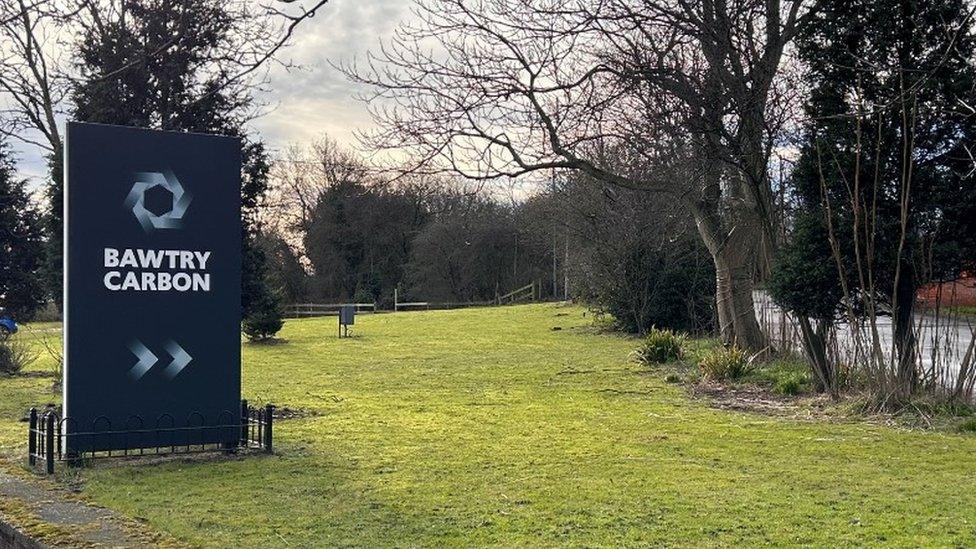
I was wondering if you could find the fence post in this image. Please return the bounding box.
[240,399,248,447]
[45,413,55,474]
[28,408,37,466]
[264,404,274,454]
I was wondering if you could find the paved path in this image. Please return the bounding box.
[755,291,975,379]
[0,466,168,548]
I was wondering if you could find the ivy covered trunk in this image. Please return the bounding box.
[712,220,765,352]
[689,163,767,353]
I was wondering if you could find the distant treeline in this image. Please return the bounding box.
[259,178,555,307]
[260,139,714,333]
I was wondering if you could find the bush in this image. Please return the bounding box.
[774,373,806,396]
[698,347,753,381]
[632,327,686,365]
[353,286,375,305]
[242,234,284,342]
[580,236,715,335]
[31,302,62,322]
[958,417,976,434]
[0,337,37,375]
[558,177,715,335]
[589,313,616,333]
[242,290,284,342]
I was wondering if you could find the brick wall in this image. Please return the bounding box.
[917,274,976,307]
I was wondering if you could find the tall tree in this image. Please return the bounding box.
[346,0,817,350]
[406,191,527,302]
[71,0,286,336]
[1,0,328,310]
[256,231,308,304]
[0,1,69,306]
[772,0,976,397]
[304,179,426,303]
[0,141,46,319]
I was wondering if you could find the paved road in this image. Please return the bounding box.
[755,291,975,382]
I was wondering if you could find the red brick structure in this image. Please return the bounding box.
[917,272,976,307]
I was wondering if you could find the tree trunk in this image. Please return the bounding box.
[715,255,765,351]
[692,200,766,352]
[797,316,836,396]
[44,148,64,310]
[893,258,918,394]
[714,274,735,343]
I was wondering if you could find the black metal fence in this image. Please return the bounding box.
[27,400,274,474]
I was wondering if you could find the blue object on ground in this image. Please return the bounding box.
[0,316,17,339]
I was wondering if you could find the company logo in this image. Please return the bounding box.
[124,170,192,232]
[128,339,193,381]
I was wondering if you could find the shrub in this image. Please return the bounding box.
[698,347,753,381]
[589,313,616,333]
[632,327,685,365]
[243,310,284,342]
[242,290,284,342]
[31,302,62,323]
[958,417,976,434]
[579,235,715,335]
[0,337,37,375]
[774,373,806,396]
[563,182,715,335]
[33,328,63,390]
[353,286,375,306]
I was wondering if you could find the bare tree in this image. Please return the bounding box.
[261,136,373,264]
[0,0,331,164]
[265,137,370,238]
[0,0,67,156]
[345,0,818,350]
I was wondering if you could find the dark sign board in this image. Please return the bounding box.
[339,305,355,326]
[64,122,241,452]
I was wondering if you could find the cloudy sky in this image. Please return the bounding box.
[250,0,410,154]
[13,0,411,187]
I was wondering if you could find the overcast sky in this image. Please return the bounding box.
[250,0,410,155]
[13,0,410,188]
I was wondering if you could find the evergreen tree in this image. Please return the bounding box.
[256,232,308,304]
[772,0,976,392]
[0,141,47,320]
[42,152,63,309]
[303,180,426,304]
[71,0,283,338]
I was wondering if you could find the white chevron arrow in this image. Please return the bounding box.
[163,340,192,379]
[128,339,159,380]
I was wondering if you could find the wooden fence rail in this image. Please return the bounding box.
[287,282,544,318]
[497,282,537,305]
[284,303,376,318]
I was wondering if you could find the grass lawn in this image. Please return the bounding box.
[2,303,976,546]
[949,305,976,317]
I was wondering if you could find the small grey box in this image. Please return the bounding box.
[339,305,356,325]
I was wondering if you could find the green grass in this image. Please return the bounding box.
[949,305,976,317]
[746,356,813,395]
[2,304,976,546]
[0,323,61,450]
